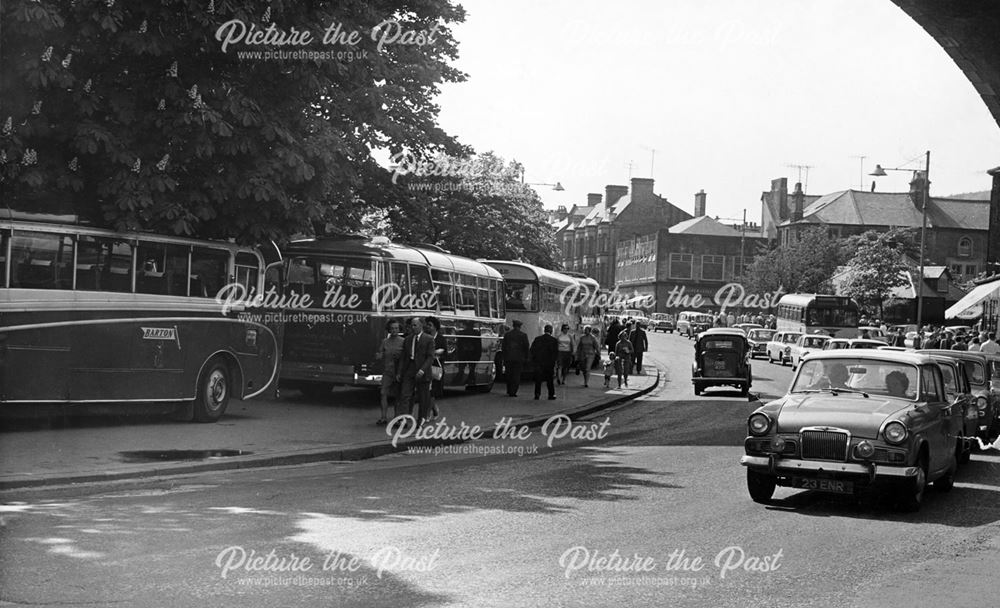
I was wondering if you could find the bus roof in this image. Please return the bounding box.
[285,237,502,279]
[480,260,578,289]
[777,293,857,308]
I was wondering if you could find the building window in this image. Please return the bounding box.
[957,237,972,257]
[701,255,725,281]
[951,264,963,276]
[965,264,977,276]
[669,253,693,279]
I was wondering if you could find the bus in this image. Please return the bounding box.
[0,207,280,422]
[775,293,860,338]
[481,261,604,348]
[278,236,505,396]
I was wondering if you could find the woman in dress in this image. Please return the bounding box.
[375,319,404,425]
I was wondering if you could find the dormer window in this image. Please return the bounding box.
[958,237,972,257]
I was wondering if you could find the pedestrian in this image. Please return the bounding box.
[629,322,649,374]
[556,323,576,385]
[530,324,559,400]
[614,332,634,388]
[605,318,622,354]
[425,316,447,421]
[981,332,1000,354]
[399,316,435,424]
[969,336,982,352]
[923,330,939,350]
[501,319,530,397]
[912,326,923,349]
[939,331,953,350]
[892,328,906,347]
[575,326,600,388]
[726,312,735,327]
[603,353,616,387]
[952,337,968,351]
[374,319,404,426]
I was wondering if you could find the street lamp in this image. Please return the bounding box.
[519,167,564,191]
[870,150,931,327]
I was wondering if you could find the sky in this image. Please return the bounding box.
[433,0,1000,223]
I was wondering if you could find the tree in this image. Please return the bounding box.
[744,227,845,294]
[0,0,466,244]
[381,151,558,267]
[838,231,909,319]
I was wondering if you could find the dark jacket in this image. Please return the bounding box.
[629,328,648,353]
[530,333,560,368]
[605,322,622,351]
[400,332,436,382]
[502,328,530,363]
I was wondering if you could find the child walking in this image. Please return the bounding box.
[603,353,616,388]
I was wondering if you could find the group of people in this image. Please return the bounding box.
[705,311,777,329]
[375,316,448,426]
[500,317,650,400]
[889,326,1000,353]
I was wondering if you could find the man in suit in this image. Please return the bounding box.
[501,319,530,397]
[530,324,559,400]
[399,317,435,423]
[629,323,649,374]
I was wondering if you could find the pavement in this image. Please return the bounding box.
[0,364,659,490]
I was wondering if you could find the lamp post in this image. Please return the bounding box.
[520,167,564,191]
[870,150,930,327]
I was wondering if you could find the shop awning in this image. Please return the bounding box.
[945,279,1000,320]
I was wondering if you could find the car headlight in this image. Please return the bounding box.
[854,440,875,459]
[748,413,771,436]
[883,421,907,445]
[977,396,988,412]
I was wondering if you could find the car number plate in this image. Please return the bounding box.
[793,477,853,494]
[713,361,727,370]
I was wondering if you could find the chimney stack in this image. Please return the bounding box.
[605,184,629,208]
[772,178,789,221]
[694,189,707,217]
[630,177,655,201]
[791,182,805,221]
[587,193,602,207]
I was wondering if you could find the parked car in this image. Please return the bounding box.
[922,354,977,463]
[741,350,965,511]
[747,328,777,359]
[824,338,888,351]
[692,328,752,397]
[677,311,714,339]
[918,350,1000,442]
[732,323,762,334]
[789,334,832,369]
[765,331,802,365]
[650,313,675,333]
[858,326,887,341]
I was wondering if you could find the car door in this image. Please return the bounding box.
[938,361,975,439]
[919,365,957,478]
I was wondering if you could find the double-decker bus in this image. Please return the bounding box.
[278,236,505,396]
[0,207,280,421]
[775,293,860,338]
[482,261,604,347]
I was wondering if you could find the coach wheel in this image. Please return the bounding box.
[193,357,230,423]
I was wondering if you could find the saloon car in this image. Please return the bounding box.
[765,331,802,365]
[788,334,832,369]
[677,311,714,339]
[741,350,965,511]
[823,338,888,351]
[650,313,675,333]
[692,328,752,397]
[733,323,763,334]
[747,328,776,359]
[918,350,1000,442]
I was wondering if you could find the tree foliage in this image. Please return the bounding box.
[838,230,910,318]
[0,0,467,244]
[744,227,845,294]
[382,151,558,268]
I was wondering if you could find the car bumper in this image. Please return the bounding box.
[740,455,918,479]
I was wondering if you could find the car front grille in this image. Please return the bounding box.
[801,430,849,461]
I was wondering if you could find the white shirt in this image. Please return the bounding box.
[980,339,1000,354]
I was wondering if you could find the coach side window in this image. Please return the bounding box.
[235,252,261,295]
[10,232,74,290]
[431,269,454,312]
[190,247,230,298]
[76,236,133,292]
[136,242,189,296]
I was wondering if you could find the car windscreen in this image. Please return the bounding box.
[748,330,775,341]
[791,358,919,400]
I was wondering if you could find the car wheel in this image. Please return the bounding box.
[693,383,703,396]
[934,467,955,492]
[767,352,774,364]
[896,455,928,512]
[746,469,776,504]
[193,357,230,422]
